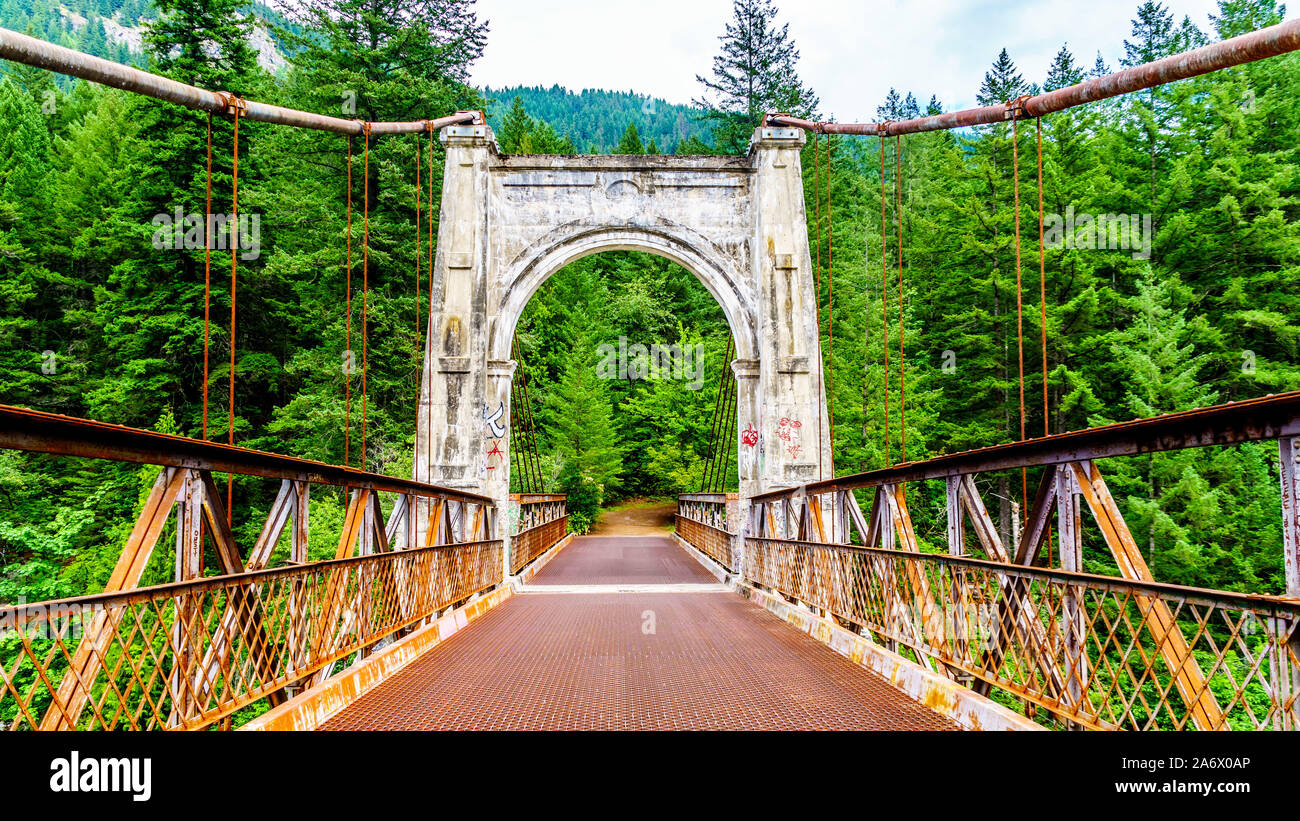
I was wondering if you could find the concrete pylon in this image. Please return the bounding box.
[415,123,831,543]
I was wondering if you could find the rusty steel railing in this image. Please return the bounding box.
[0,405,504,729]
[0,538,502,730]
[739,391,1300,729]
[509,493,568,575]
[676,493,739,571]
[675,516,737,572]
[745,537,1300,730]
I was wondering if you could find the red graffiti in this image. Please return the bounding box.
[741,426,758,447]
[485,439,505,470]
[777,418,803,458]
[777,417,803,442]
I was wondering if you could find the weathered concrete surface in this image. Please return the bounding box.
[415,126,831,542]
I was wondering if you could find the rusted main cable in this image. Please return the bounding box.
[767,18,1300,137]
[0,26,482,135]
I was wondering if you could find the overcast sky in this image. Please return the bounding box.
[468,0,1279,122]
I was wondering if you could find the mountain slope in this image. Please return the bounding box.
[484,84,712,153]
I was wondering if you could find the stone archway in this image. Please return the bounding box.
[489,223,759,363]
[414,122,830,543]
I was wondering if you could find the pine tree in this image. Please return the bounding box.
[876,88,903,120]
[1173,15,1209,50]
[1118,0,1184,231]
[674,135,715,155]
[615,122,644,154]
[0,77,49,239]
[0,77,53,409]
[976,48,1028,106]
[1210,0,1285,38]
[1098,265,1222,583]
[693,0,819,153]
[498,95,534,153]
[901,92,920,119]
[1106,266,1217,420]
[1044,44,1083,91]
[1090,51,1111,78]
[546,327,624,530]
[145,0,256,87]
[1123,2,1177,66]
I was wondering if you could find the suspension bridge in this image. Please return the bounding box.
[0,19,1297,731]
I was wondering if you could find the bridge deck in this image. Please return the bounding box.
[526,533,717,585]
[320,536,960,731]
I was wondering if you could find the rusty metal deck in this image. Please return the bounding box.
[319,536,960,730]
[527,534,717,585]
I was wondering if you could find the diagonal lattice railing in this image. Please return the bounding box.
[744,537,1299,730]
[0,403,509,730]
[0,539,502,730]
[679,391,1300,729]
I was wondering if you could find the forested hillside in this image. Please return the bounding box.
[0,0,1296,603]
[793,1,1300,595]
[484,85,711,153]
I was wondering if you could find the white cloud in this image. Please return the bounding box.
[471,0,1259,123]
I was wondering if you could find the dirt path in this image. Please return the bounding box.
[588,500,676,536]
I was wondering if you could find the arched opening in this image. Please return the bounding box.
[507,247,741,531]
[490,223,759,363]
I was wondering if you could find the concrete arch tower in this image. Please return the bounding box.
[414,122,830,540]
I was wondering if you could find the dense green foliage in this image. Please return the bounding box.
[805,0,1299,595]
[0,0,150,67]
[485,85,711,153]
[516,249,733,529]
[0,0,1295,598]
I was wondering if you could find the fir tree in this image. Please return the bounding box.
[498,95,534,154]
[976,48,1028,106]
[693,0,818,153]
[615,122,644,154]
[1210,0,1286,38]
[1044,44,1083,91]
[1089,51,1112,78]
[546,327,624,531]
[876,87,902,120]
[1123,1,1177,67]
